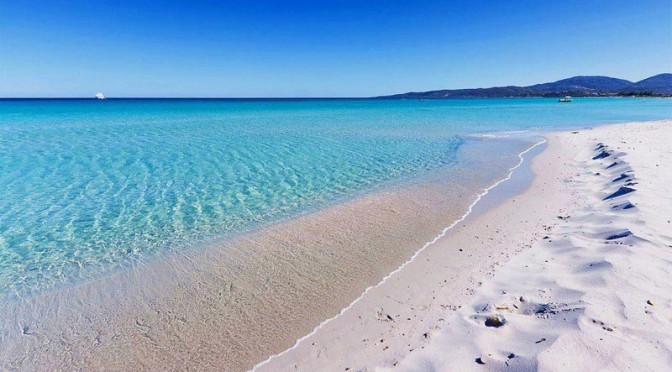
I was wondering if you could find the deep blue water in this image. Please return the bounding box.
[0,98,670,296]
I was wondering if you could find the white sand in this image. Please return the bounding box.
[256,120,672,371]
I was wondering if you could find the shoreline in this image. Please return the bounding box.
[257,119,672,371]
[253,136,548,370]
[1,132,535,370]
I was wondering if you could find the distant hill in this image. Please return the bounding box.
[526,76,633,95]
[379,74,672,99]
[622,74,672,95]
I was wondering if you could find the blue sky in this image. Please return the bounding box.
[1,0,670,97]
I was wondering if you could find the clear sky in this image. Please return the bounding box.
[1,0,670,97]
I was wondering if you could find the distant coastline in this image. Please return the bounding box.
[2,73,670,100]
[1,95,670,101]
[378,73,672,99]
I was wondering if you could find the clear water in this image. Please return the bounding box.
[0,98,670,296]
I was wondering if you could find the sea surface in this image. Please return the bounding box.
[0,98,670,297]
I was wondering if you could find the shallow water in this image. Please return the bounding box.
[0,98,670,296]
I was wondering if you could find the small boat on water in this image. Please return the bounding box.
[95,92,106,100]
[558,96,572,102]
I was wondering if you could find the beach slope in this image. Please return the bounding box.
[257,120,672,371]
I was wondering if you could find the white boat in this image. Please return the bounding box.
[95,92,106,100]
[558,96,572,102]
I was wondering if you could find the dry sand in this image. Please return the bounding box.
[256,120,672,371]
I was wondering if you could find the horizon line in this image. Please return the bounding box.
[2,73,669,100]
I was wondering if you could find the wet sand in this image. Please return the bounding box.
[1,136,534,370]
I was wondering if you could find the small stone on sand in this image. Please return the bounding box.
[484,316,505,328]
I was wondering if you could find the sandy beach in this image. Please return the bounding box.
[257,120,672,371]
[1,120,670,371]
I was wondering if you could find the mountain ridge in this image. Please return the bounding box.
[379,73,672,99]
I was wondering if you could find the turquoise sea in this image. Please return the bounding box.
[0,98,670,297]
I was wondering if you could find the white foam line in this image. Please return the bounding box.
[251,138,548,371]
